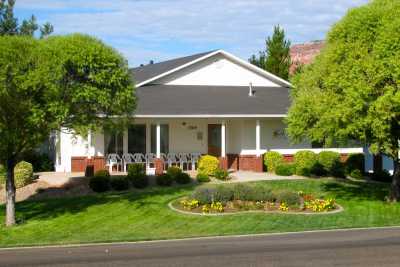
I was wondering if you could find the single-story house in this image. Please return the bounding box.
[54,50,363,174]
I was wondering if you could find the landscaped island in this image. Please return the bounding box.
[172,184,339,215]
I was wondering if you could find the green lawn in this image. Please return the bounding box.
[1,178,400,247]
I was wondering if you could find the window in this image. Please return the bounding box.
[151,124,169,154]
[104,130,123,155]
[128,124,146,154]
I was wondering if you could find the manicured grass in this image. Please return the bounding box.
[1,178,400,247]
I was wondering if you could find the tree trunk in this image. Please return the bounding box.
[390,158,400,202]
[5,158,16,226]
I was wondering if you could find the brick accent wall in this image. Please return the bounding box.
[219,157,228,170]
[71,156,105,172]
[154,159,164,175]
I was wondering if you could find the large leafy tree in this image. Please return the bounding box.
[0,0,53,37]
[286,0,400,200]
[0,35,136,226]
[249,25,291,80]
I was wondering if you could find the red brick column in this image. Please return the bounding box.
[254,156,264,172]
[154,158,164,175]
[219,157,228,170]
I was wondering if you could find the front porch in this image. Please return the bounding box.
[57,117,363,174]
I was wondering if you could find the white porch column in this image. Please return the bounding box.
[156,122,161,158]
[87,130,92,159]
[221,121,226,158]
[256,120,261,156]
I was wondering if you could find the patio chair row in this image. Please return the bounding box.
[106,152,203,173]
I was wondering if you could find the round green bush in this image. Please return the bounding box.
[345,153,365,174]
[191,186,216,204]
[167,166,183,181]
[128,173,148,189]
[330,161,345,178]
[372,169,392,183]
[263,151,283,173]
[293,151,317,176]
[317,151,341,175]
[156,173,174,186]
[110,176,130,191]
[276,190,301,207]
[310,162,327,176]
[127,163,145,177]
[196,173,210,183]
[14,161,34,188]
[198,155,219,176]
[275,163,296,176]
[214,168,229,180]
[175,172,191,184]
[127,163,148,189]
[350,169,363,180]
[89,170,111,192]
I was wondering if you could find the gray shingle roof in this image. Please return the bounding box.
[131,50,216,84]
[135,85,289,116]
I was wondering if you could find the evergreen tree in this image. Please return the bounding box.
[0,0,53,37]
[249,25,291,80]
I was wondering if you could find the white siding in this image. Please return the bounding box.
[157,54,280,87]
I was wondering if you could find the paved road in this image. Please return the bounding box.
[1,227,400,267]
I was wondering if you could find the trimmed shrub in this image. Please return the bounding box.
[330,161,345,178]
[23,152,54,172]
[14,161,34,188]
[372,169,392,183]
[89,170,111,192]
[127,163,148,188]
[198,155,219,176]
[275,163,296,176]
[264,151,283,173]
[196,173,210,183]
[213,185,234,204]
[294,151,317,176]
[156,173,174,186]
[350,169,363,180]
[191,186,216,204]
[310,162,327,176]
[233,184,254,201]
[317,151,341,176]
[246,186,275,202]
[128,163,146,177]
[175,172,191,184]
[167,166,182,180]
[276,190,301,207]
[345,153,365,174]
[214,168,229,180]
[110,176,130,191]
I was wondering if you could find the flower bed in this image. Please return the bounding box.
[170,184,341,215]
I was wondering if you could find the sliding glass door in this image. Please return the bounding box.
[104,131,123,155]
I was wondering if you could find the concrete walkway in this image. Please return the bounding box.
[37,172,85,187]
[229,171,304,183]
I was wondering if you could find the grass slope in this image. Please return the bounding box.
[1,178,400,247]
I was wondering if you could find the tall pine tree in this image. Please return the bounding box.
[0,0,53,37]
[249,25,291,80]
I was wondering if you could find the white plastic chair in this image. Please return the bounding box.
[145,153,156,169]
[166,153,179,168]
[122,153,134,172]
[191,153,202,170]
[106,153,122,173]
[178,153,190,170]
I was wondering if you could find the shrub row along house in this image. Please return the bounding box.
[54,50,362,174]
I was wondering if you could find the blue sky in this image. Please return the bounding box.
[15,0,368,67]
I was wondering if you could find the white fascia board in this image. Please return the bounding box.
[219,50,292,88]
[134,114,287,118]
[135,49,292,88]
